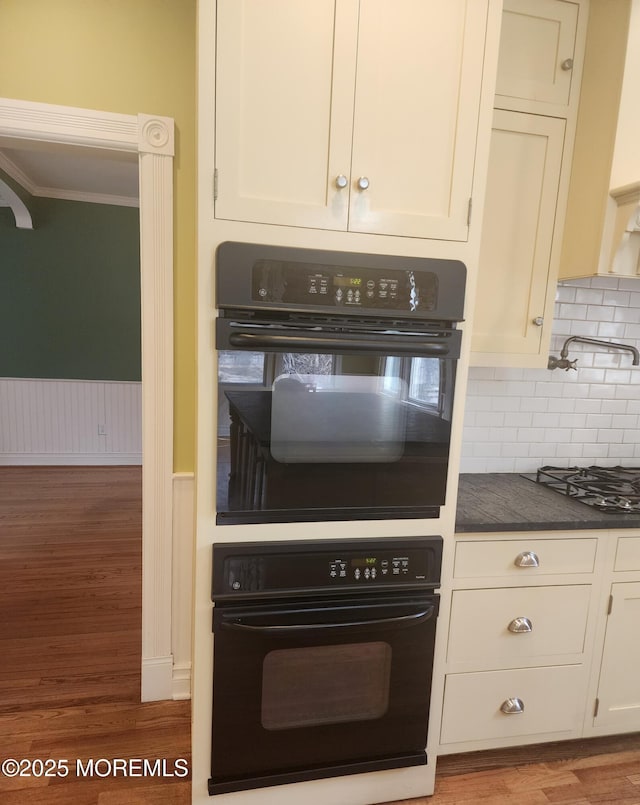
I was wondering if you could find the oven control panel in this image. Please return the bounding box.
[212,537,443,600]
[329,555,410,582]
[252,260,438,313]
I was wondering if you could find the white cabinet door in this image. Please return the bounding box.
[594,582,640,733]
[471,110,565,359]
[496,0,580,111]
[441,664,585,746]
[447,585,591,671]
[215,0,490,240]
[214,0,358,229]
[348,0,488,240]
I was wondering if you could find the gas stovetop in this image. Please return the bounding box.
[531,466,640,513]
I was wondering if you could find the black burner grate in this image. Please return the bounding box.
[534,466,640,513]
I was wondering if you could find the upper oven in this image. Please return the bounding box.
[215,242,466,525]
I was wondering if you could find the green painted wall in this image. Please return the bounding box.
[0,194,141,381]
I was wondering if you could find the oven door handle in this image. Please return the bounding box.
[220,605,436,634]
[227,331,450,356]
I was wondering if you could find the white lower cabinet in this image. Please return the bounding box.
[440,530,640,754]
[591,536,640,735]
[447,585,591,671]
[439,532,602,754]
[594,582,640,733]
[441,664,585,746]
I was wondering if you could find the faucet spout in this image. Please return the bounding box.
[549,336,640,369]
[559,336,639,365]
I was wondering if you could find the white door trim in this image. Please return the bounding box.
[0,97,175,701]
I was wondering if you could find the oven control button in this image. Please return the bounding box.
[371,568,377,579]
[364,568,370,579]
[354,568,361,580]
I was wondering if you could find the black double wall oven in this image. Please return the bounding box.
[209,536,443,795]
[215,242,466,525]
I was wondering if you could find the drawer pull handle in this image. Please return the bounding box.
[500,697,525,715]
[514,551,539,568]
[508,617,533,633]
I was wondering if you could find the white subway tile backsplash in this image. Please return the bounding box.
[605,369,631,384]
[601,400,630,414]
[589,384,616,399]
[602,290,630,306]
[555,443,584,459]
[555,285,576,303]
[462,276,640,470]
[560,303,587,319]
[582,443,610,458]
[614,443,636,458]
[575,288,604,305]
[557,414,587,428]
[574,399,602,413]
[588,276,623,289]
[614,307,639,323]
[597,429,623,443]
[517,428,546,442]
[520,397,549,413]
[535,382,564,398]
[577,369,606,384]
[546,398,577,413]
[618,278,640,291]
[531,412,560,428]
[475,412,505,427]
[569,320,600,337]
[586,414,613,428]
[588,305,615,321]
[611,414,638,428]
[598,322,627,338]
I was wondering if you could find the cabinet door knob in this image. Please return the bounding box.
[508,616,533,633]
[357,176,370,191]
[500,697,525,715]
[335,174,348,189]
[561,58,574,71]
[532,316,544,326]
[514,551,539,568]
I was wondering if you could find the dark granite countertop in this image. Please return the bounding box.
[456,473,640,533]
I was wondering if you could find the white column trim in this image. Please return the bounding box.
[172,472,195,700]
[0,97,175,702]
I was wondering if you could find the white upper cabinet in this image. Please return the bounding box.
[472,110,565,360]
[496,0,580,113]
[214,0,490,241]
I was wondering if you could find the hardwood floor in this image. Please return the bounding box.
[392,744,640,805]
[1,466,639,804]
[0,466,191,803]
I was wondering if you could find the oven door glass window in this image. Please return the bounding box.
[216,348,454,521]
[262,642,391,730]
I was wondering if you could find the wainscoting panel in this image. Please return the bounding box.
[0,378,142,464]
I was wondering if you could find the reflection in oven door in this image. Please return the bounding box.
[215,241,465,525]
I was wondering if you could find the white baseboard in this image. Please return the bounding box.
[172,662,193,701]
[141,655,174,702]
[0,452,142,466]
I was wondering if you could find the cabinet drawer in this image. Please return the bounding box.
[440,664,584,745]
[454,538,597,579]
[447,585,590,669]
[614,537,640,571]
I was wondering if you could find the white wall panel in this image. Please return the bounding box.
[0,378,141,464]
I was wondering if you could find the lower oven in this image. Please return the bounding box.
[215,242,466,525]
[209,536,442,796]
